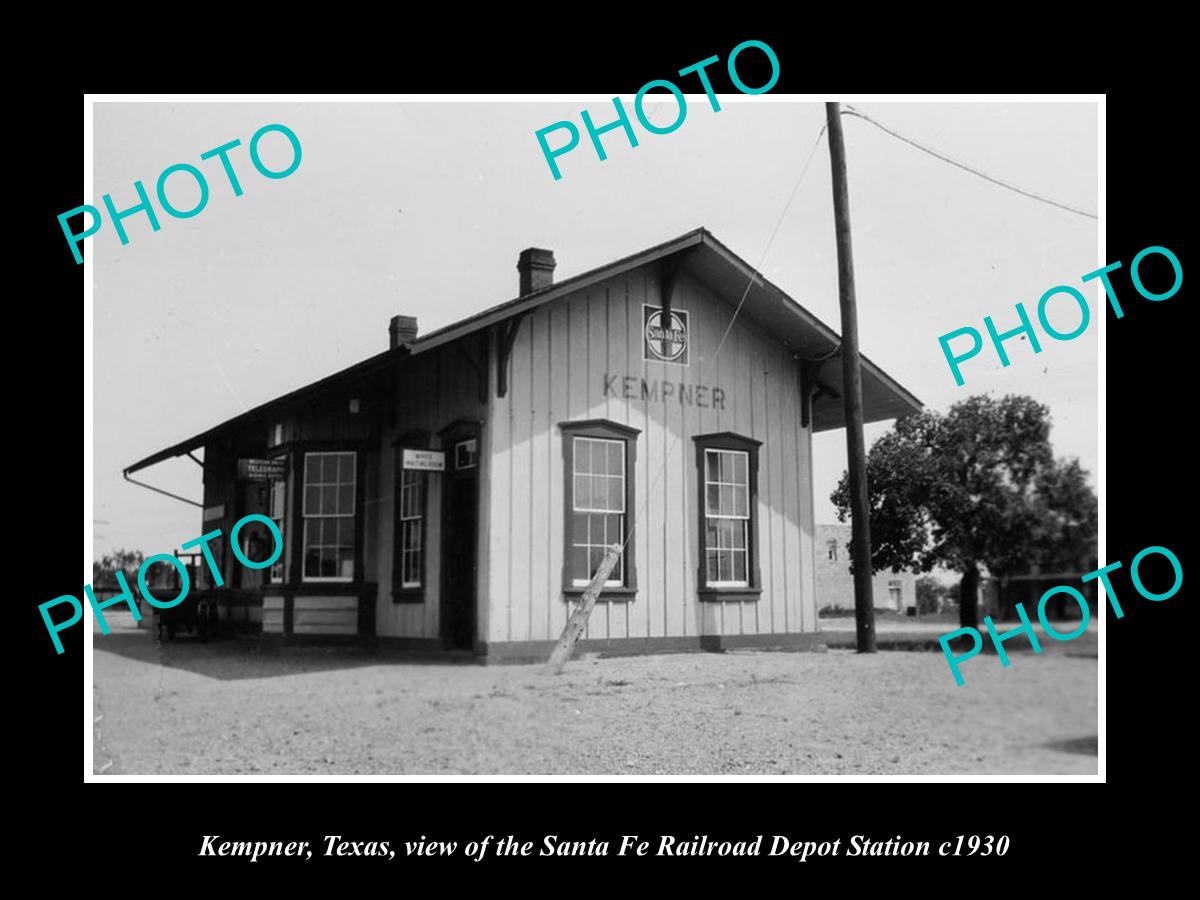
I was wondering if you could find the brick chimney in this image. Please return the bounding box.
[517,248,556,295]
[389,315,418,349]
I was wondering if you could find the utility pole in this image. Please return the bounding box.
[825,101,876,653]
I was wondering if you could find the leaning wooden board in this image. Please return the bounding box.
[545,544,622,674]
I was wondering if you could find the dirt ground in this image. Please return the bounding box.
[92,613,1097,776]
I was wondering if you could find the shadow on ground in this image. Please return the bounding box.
[95,625,479,682]
[820,620,1098,657]
[1042,735,1098,756]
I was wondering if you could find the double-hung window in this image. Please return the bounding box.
[694,433,761,597]
[302,451,357,581]
[397,468,425,590]
[560,420,640,593]
[572,437,625,587]
[704,449,750,585]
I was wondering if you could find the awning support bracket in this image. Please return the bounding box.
[496,312,529,399]
[661,257,679,322]
[798,344,843,428]
[123,471,203,508]
[453,336,488,404]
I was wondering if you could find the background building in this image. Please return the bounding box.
[815,523,916,613]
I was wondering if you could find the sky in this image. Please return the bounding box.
[91,99,1098,557]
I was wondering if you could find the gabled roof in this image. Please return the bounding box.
[125,227,922,475]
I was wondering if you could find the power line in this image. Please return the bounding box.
[618,121,830,564]
[842,105,1098,221]
[713,123,829,360]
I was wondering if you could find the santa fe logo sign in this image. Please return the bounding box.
[643,305,690,366]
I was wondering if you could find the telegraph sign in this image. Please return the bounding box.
[238,458,287,481]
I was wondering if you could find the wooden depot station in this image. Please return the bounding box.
[125,228,920,662]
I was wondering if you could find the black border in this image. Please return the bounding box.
[31,24,1186,878]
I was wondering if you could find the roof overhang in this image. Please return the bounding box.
[124,227,922,474]
[677,231,922,432]
[408,229,921,432]
[123,346,408,475]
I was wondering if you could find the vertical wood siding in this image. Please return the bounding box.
[485,265,816,644]
[374,341,486,639]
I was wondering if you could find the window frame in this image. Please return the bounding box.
[392,434,431,602]
[693,432,762,601]
[454,438,478,471]
[702,448,752,588]
[267,471,288,584]
[570,436,627,589]
[300,449,359,584]
[559,419,640,598]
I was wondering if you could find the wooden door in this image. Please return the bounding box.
[440,436,479,650]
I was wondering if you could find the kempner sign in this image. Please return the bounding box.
[625,304,728,408]
[603,374,727,409]
[644,304,689,365]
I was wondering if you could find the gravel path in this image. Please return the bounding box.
[92,615,1097,776]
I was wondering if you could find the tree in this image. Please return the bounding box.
[941,580,961,608]
[92,549,145,588]
[831,394,1096,628]
[1028,457,1098,572]
[915,575,942,614]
